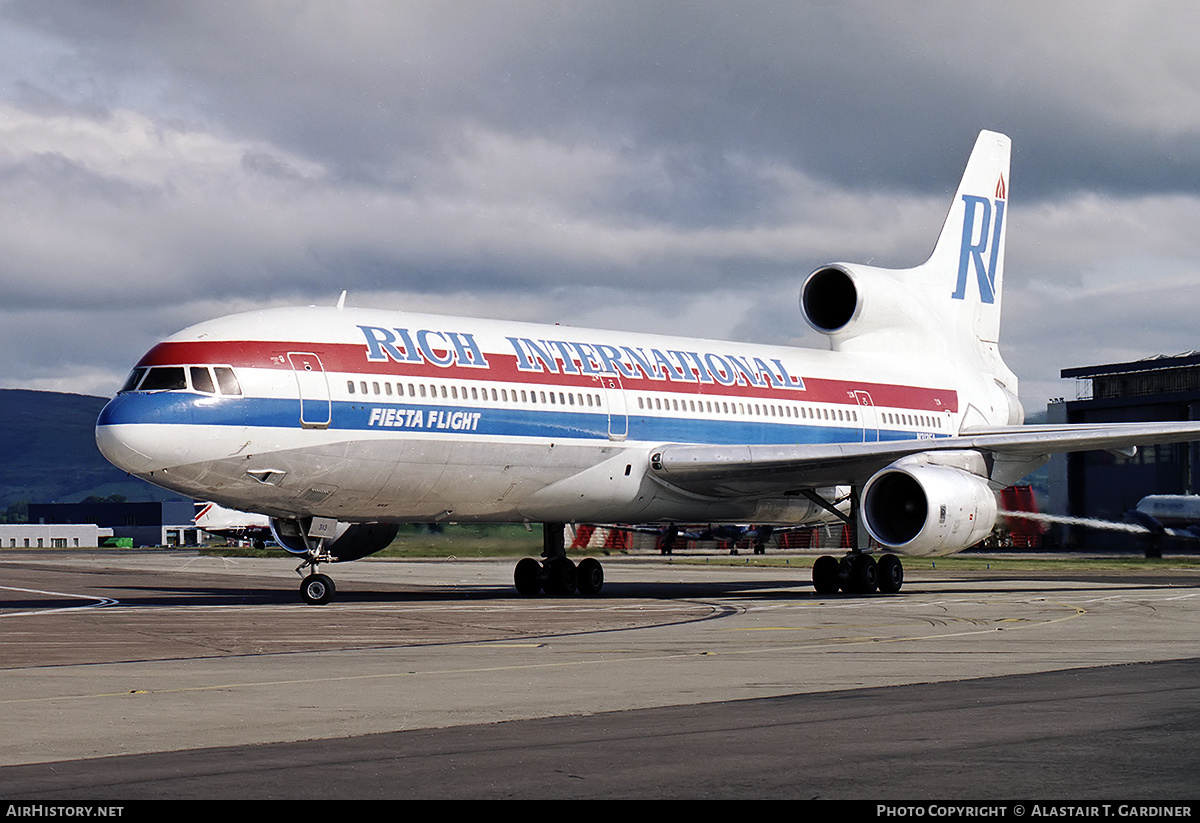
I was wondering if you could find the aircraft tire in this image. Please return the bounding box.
[514,557,542,596]
[842,553,878,594]
[878,553,904,593]
[577,557,604,596]
[542,557,577,596]
[301,573,335,605]
[812,555,840,594]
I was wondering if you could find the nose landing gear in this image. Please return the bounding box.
[300,571,336,605]
[294,530,338,605]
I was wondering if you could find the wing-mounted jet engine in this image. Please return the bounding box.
[861,451,997,557]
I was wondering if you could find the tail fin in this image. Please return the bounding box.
[799,131,1020,422]
[921,130,1011,344]
[802,130,1013,353]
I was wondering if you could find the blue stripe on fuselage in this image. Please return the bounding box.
[97,391,945,447]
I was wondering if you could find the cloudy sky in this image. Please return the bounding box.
[2,1,1199,411]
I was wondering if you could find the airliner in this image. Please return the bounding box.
[95,130,1200,604]
[1125,495,1200,557]
[194,501,272,548]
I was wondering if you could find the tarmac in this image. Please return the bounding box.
[1,550,1199,799]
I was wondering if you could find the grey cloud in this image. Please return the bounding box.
[12,2,1200,199]
[0,2,1199,405]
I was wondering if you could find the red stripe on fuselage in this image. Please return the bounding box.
[137,340,958,413]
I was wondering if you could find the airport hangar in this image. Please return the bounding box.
[1050,351,1200,549]
[19,499,200,548]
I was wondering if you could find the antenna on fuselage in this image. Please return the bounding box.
[336,290,347,310]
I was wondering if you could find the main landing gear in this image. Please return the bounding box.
[811,551,904,595]
[514,523,605,597]
[801,486,903,596]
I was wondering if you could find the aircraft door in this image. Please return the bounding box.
[288,352,332,429]
[601,374,628,441]
[854,391,878,443]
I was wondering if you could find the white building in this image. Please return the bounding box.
[0,524,114,549]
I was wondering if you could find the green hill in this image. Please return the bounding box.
[0,389,174,511]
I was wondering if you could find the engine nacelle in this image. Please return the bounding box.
[269,517,400,562]
[861,456,997,557]
[800,264,933,350]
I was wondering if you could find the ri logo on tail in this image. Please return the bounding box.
[951,175,1007,304]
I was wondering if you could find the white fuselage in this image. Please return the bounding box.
[96,304,1004,527]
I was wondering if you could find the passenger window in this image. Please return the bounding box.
[190,367,216,394]
[140,367,187,391]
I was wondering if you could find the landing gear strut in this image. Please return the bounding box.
[803,486,904,596]
[295,532,338,605]
[514,523,605,597]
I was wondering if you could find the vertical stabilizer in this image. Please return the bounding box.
[799,130,1020,424]
[921,130,1011,345]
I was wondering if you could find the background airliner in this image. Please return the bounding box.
[96,131,1200,604]
[193,501,272,548]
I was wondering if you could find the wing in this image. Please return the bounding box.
[648,422,1200,497]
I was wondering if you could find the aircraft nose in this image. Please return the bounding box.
[95,394,169,475]
[95,420,158,475]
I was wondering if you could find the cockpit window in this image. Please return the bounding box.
[119,364,242,395]
[214,367,242,396]
[190,366,216,394]
[139,367,187,392]
[119,368,147,393]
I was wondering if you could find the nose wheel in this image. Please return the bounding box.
[300,572,336,605]
[295,534,338,605]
